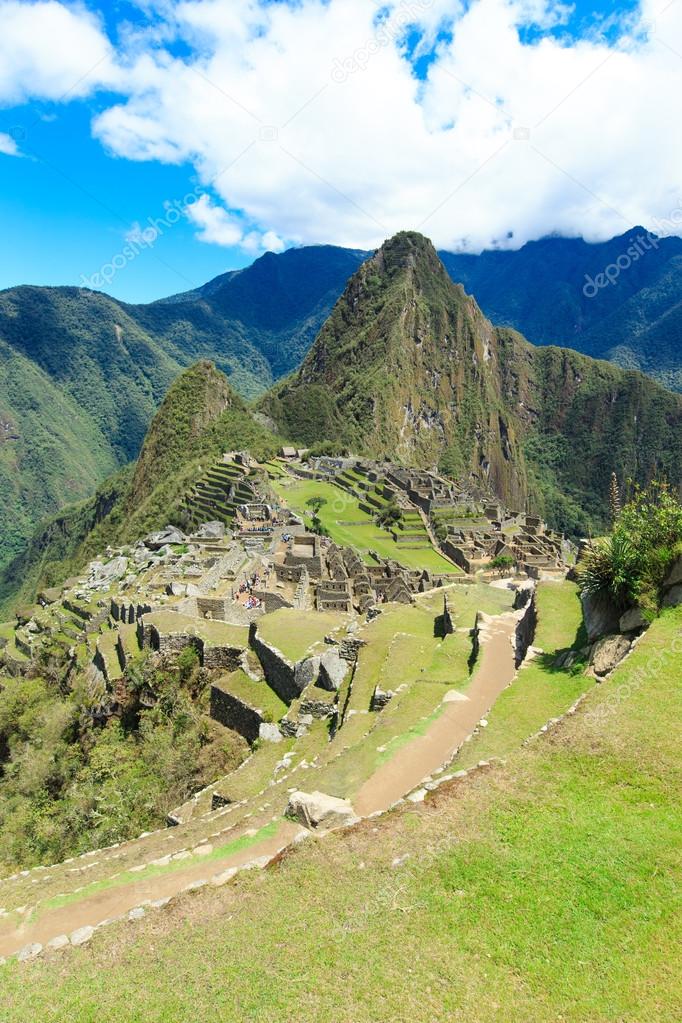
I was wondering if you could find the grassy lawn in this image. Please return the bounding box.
[217,670,287,722]
[271,477,458,574]
[0,620,15,643]
[142,612,249,649]
[3,608,679,1022]
[309,585,518,799]
[256,608,345,663]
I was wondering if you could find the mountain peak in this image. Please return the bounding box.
[374,230,443,275]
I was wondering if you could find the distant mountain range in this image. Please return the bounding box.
[1,227,680,573]
[440,228,682,393]
[0,246,364,570]
[263,232,682,537]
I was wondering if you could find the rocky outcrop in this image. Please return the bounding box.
[590,634,632,677]
[663,556,682,590]
[317,649,348,691]
[145,526,186,550]
[663,584,682,607]
[194,521,226,540]
[581,591,621,642]
[619,606,647,633]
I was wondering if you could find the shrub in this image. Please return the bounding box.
[577,481,682,614]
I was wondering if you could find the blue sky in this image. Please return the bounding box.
[0,0,673,303]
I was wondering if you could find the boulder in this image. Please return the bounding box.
[581,591,621,642]
[195,521,226,540]
[89,556,129,586]
[69,925,94,947]
[371,686,393,710]
[17,943,42,962]
[619,606,647,633]
[590,634,631,677]
[286,790,357,830]
[317,649,348,692]
[662,584,682,608]
[145,526,186,550]
[294,655,321,692]
[663,556,682,590]
[554,649,578,669]
[258,722,283,743]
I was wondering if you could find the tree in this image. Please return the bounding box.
[305,496,328,536]
[490,554,515,576]
[306,496,327,516]
[376,501,403,529]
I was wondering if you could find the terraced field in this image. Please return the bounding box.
[270,476,457,573]
[0,582,531,958]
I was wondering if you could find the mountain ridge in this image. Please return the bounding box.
[2,227,681,576]
[262,231,682,534]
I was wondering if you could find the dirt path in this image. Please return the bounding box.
[353,611,519,817]
[0,821,303,959]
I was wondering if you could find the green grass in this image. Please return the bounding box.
[39,820,283,918]
[271,477,457,574]
[96,630,123,681]
[256,608,345,663]
[142,612,249,650]
[310,586,516,798]
[2,608,680,1022]
[217,670,287,722]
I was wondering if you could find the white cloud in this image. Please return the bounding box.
[0,131,20,156]
[262,230,285,253]
[125,220,159,246]
[5,0,682,253]
[185,193,244,246]
[0,0,117,106]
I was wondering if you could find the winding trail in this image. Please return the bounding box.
[354,610,519,816]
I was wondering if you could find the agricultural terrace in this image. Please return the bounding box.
[270,477,457,574]
[5,610,679,1022]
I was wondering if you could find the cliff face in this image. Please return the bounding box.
[263,232,682,533]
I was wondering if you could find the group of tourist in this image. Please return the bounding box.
[233,565,272,609]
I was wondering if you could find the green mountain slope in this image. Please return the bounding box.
[263,232,682,534]
[439,230,682,392]
[0,246,365,572]
[0,361,280,614]
[0,340,119,567]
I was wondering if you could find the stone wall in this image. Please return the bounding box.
[250,626,299,704]
[202,645,244,672]
[196,596,230,621]
[513,592,537,667]
[210,684,264,744]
